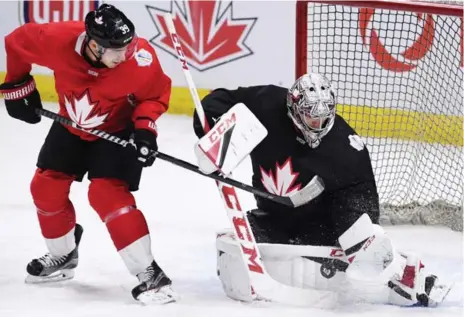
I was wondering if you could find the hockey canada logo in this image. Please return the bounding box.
[19,0,99,25]
[359,9,435,72]
[260,158,302,196]
[64,90,110,129]
[146,0,257,71]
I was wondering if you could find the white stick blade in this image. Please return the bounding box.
[289,175,325,207]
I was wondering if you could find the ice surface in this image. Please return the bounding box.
[0,102,462,317]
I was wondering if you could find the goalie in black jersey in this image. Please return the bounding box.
[192,73,451,307]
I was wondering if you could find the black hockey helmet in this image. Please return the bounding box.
[85,4,136,49]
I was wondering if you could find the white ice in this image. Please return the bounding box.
[0,102,462,317]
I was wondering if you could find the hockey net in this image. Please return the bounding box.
[296,0,463,231]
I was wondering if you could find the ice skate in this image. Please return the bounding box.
[132,260,176,305]
[25,224,83,284]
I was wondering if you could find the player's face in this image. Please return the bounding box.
[100,48,127,68]
[99,37,139,68]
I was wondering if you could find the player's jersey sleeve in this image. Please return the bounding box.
[193,85,273,137]
[131,43,171,132]
[4,23,57,82]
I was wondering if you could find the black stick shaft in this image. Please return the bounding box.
[36,108,293,206]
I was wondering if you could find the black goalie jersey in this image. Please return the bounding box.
[193,85,380,241]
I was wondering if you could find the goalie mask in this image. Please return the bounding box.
[287,73,336,148]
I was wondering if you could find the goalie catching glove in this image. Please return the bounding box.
[194,103,267,176]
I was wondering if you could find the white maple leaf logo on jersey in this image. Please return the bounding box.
[64,91,109,129]
[260,158,302,196]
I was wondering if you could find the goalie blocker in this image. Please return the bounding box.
[194,102,267,176]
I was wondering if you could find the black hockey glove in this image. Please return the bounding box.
[129,129,158,167]
[0,74,43,124]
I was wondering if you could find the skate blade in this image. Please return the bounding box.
[25,269,75,284]
[136,285,177,305]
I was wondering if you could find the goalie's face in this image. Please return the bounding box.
[287,73,336,147]
[304,113,330,130]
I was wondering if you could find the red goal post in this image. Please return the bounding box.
[295,0,463,231]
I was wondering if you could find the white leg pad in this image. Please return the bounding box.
[44,226,76,257]
[118,235,154,276]
[216,230,346,302]
[217,246,254,302]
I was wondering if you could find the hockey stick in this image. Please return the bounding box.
[259,243,349,273]
[35,108,321,208]
[163,13,337,308]
[217,235,349,273]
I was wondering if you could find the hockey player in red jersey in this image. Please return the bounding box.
[0,4,174,304]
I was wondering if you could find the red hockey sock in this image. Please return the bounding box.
[36,200,76,239]
[88,178,150,251]
[30,169,76,239]
[105,206,150,251]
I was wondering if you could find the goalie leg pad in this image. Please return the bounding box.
[216,229,346,302]
[216,230,255,302]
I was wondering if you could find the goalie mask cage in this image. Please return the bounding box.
[296,0,463,231]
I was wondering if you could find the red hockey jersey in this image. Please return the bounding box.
[4,21,171,140]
